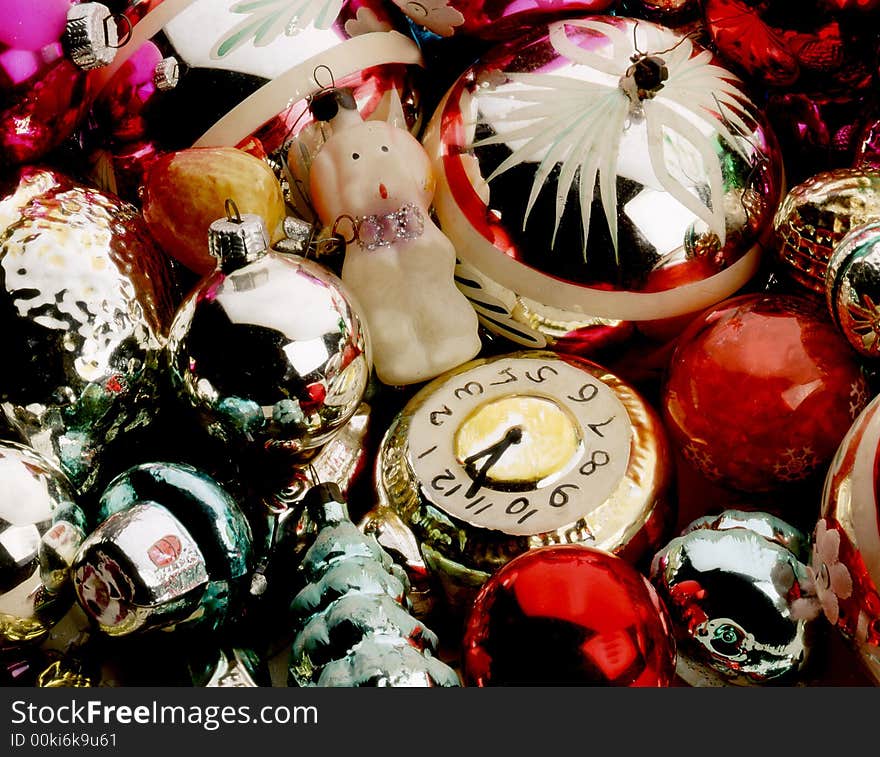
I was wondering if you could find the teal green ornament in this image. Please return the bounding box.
[71,462,253,637]
[288,484,460,687]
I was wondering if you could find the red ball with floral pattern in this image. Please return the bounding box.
[812,392,880,684]
[461,545,676,686]
[662,293,870,493]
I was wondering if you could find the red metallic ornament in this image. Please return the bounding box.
[662,293,870,493]
[0,0,123,166]
[462,545,676,686]
[702,0,880,178]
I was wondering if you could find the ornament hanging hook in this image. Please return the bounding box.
[331,214,357,245]
[225,198,243,224]
[104,13,133,49]
[313,64,336,92]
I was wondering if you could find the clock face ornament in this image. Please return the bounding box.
[406,357,632,537]
[375,351,674,607]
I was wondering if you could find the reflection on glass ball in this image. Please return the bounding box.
[167,251,371,456]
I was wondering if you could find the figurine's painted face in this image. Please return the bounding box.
[309,120,434,222]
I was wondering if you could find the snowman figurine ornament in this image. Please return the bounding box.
[305,87,481,387]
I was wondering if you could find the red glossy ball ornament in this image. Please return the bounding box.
[662,293,870,493]
[462,545,676,686]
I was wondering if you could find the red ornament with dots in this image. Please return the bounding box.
[461,545,676,687]
[662,293,870,493]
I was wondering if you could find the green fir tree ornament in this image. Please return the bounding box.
[288,483,460,687]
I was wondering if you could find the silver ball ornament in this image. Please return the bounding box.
[650,510,816,686]
[0,441,84,650]
[167,211,371,456]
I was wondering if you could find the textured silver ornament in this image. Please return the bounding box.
[826,220,880,358]
[0,177,175,496]
[64,2,117,70]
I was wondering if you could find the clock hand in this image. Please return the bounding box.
[463,426,523,498]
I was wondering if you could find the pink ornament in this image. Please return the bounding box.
[82,0,423,202]
[815,392,880,684]
[0,1,120,166]
[462,545,676,686]
[662,293,870,493]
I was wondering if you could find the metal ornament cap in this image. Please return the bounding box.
[152,57,180,92]
[208,207,270,272]
[64,2,117,71]
[826,220,880,359]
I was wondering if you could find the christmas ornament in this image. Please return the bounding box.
[141,146,287,276]
[374,350,674,612]
[855,115,880,170]
[396,0,617,39]
[83,0,423,201]
[307,86,481,386]
[0,171,176,496]
[167,205,371,457]
[662,293,870,493]
[774,168,880,297]
[0,441,85,651]
[0,1,122,166]
[650,510,816,686]
[701,0,880,177]
[421,16,783,354]
[826,220,880,359]
[462,544,676,686]
[72,461,253,637]
[812,392,880,684]
[288,483,460,687]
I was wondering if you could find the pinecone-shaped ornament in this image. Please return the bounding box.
[288,483,460,687]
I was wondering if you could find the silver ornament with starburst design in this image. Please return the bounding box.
[423,16,783,352]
